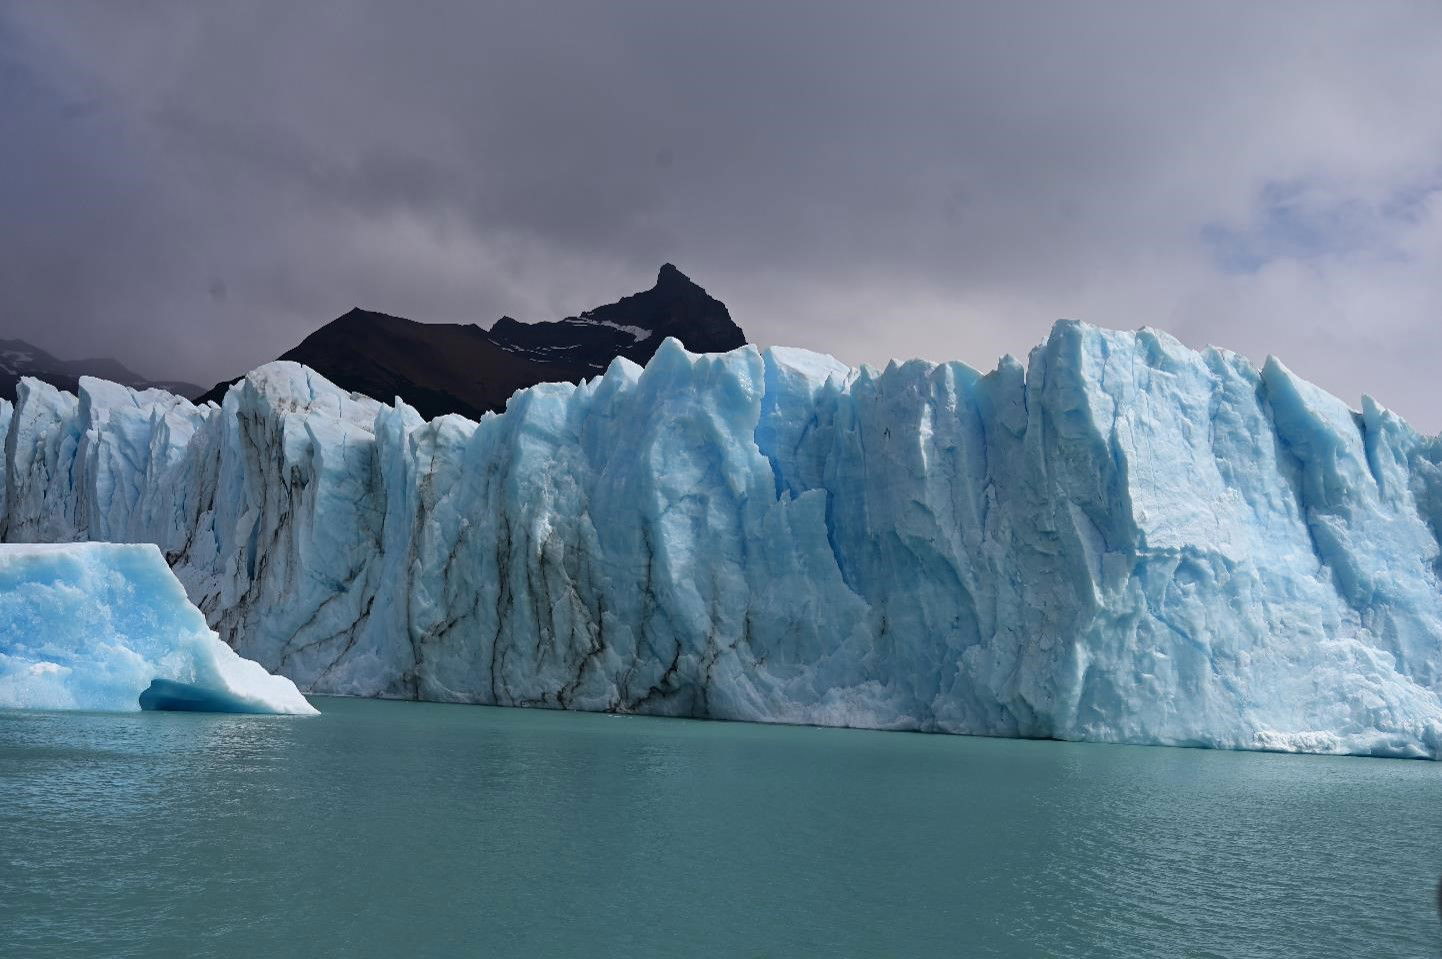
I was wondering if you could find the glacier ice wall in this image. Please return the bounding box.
[0,542,317,714]
[3,323,1442,755]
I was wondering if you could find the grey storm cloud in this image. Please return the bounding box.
[4,2,1442,426]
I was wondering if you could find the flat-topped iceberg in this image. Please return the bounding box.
[0,542,317,714]
[3,323,1442,755]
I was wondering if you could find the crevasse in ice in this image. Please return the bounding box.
[2,322,1440,755]
[0,541,318,715]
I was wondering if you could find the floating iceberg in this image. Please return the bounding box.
[3,323,1442,755]
[0,542,317,714]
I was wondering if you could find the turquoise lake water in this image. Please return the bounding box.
[2,697,1440,958]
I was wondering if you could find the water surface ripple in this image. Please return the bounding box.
[2,698,1439,957]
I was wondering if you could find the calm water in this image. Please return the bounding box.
[2,698,1440,958]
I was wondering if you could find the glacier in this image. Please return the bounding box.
[0,542,317,714]
[2,321,1441,756]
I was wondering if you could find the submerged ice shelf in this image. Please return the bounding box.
[0,542,317,715]
[2,322,1441,755]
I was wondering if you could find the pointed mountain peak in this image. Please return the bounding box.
[323,307,417,333]
[328,307,376,328]
[655,263,694,289]
[338,306,388,321]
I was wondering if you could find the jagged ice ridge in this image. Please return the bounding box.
[3,322,1441,756]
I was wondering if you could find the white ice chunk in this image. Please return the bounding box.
[0,542,317,714]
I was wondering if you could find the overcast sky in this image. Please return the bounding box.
[4,2,1442,426]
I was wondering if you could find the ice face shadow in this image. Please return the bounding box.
[138,678,278,714]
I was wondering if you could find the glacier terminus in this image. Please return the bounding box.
[3,321,1441,756]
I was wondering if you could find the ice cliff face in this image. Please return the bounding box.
[3,322,1442,756]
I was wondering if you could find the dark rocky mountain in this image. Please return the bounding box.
[0,339,203,402]
[488,263,746,374]
[196,264,745,418]
[208,309,579,421]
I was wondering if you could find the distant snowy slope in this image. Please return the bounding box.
[3,322,1442,756]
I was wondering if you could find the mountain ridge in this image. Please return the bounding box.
[0,338,202,401]
[194,264,745,417]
